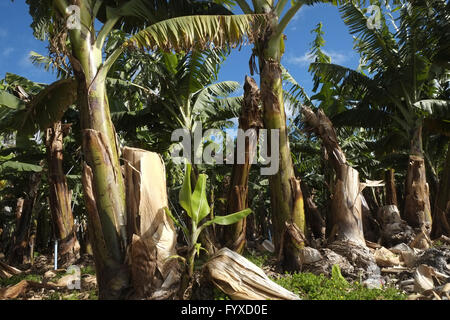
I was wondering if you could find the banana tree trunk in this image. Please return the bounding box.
[14,198,24,232]
[257,24,305,269]
[431,146,450,238]
[302,107,366,246]
[9,173,41,265]
[224,76,262,253]
[45,122,79,265]
[404,125,432,235]
[62,8,128,298]
[78,76,129,299]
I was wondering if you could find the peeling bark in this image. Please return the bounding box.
[82,163,129,300]
[123,147,181,299]
[82,129,126,262]
[45,121,79,265]
[302,107,366,246]
[404,155,432,234]
[224,76,262,253]
[205,248,300,300]
[14,198,24,232]
[404,125,432,235]
[69,22,129,297]
[259,52,305,270]
[243,4,306,270]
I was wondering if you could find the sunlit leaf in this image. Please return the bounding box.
[191,173,210,224]
[179,163,193,218]
[209,208,252,226]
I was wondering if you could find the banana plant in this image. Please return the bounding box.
[108,46,242,156]
[306,0,449,234]
[24,0,263,298]
[165,163,252,277]
[0,71,81,264]
[227,0,358,270]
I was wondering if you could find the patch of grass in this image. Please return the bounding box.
[44,291,79,300]
[81,265,96,276]
[45,292,62,300]
[51,269,69,281]
[0,273,43,287]
[44,289,98,300]
[432,240,444,248]
[243,251,273,268]
[87,289,98,300]
[213,287,230,300]
[273,268,406,300]
[62,293,80,300]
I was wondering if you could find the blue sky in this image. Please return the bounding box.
[220,3,359,99]
[0,0,56,84]
[0,1,359,98]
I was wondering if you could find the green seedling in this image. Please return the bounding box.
[165,163,252,277]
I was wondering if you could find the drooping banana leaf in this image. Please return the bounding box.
[8,78,78,135]
[0,160,42,173]
[0,91,26,110]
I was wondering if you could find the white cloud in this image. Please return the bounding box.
[2,47,14,57]
[291,11,301,23]
[285,52,315,66]
[323,50,349,65]
[285,49,351,67]
[291,6,310,23]
[289,7,311,31]
[0,28,7,38]
[19,53,33,69]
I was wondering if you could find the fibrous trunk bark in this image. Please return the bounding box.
[404,126,432,235]
[14,198,24,233]
[385,168,398,206]
[302,107,366,246]
[9,174,41,265]
[224,76,262,253]
[256,19,305,270]
[45,121,79,265]
[431,146,450,238]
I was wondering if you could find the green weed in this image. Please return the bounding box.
[273,269,406,300]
